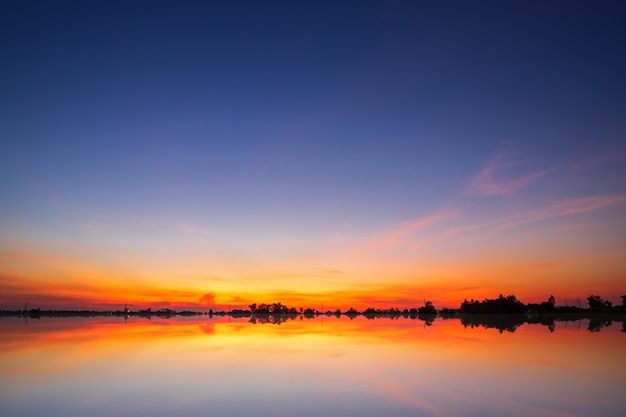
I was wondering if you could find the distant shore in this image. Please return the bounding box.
[1,306,624,320]
[2,293,624,321]
[1,308,624,334]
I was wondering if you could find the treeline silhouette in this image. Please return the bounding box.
[2,294,624,331]
[0,306,206,319]
[459,294,626,315]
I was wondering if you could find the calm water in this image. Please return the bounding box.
[1,316,624,417]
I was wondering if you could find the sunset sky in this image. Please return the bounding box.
[1,1,625,310]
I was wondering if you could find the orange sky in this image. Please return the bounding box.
[1,215,624,311]
[1,190,625,311]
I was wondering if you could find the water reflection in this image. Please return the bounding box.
[455,314,626,333]
[242,312,626,333]
[0,316,624,417]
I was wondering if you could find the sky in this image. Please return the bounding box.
[1,0,625,310]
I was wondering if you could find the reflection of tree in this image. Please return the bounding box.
[587,318,613,332]
[249,315,295,325]
[460,314,527,333]
[27,308,41,319]
[198,323,215,334]
[458,314,624,333]
[229,309,252,318]
[362,308,403,319]
[526,316,556,332]
[417,314,436,326]
[246,302,300,324]
[344,308,359,320]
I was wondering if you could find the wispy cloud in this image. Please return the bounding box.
[468,155,553,196]
[378,209,458,246]
[367,192,626,253]
[172,220,211,235]
[512,261,563,271]
[495,193,626,231]
[0,252,68,263]
[314,208,461,264]
[429,193,626,245]
[81,215,211,236]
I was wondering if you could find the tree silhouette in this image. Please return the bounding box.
[418,301,437,314]
[527,295,556,313]
[587,295,612,311]
[460,294,526,314]
[344,307,359,319]
[548,294,555,307]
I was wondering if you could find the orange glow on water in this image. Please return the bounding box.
[2,315,624,359]
[2,316,624,417]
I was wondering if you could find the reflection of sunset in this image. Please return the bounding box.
[3,317,624,373]
[1,317,624,417]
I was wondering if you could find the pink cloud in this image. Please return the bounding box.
[378,209,458,246]
[496,194,626,231]
[82,215,210,236]
[468,156,553,196]
[198,292,216,305]
[172,221,211,235]
[543,194,626,216]
[0,252,68,263]
[413,193,626,245]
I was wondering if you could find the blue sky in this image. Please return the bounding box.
[1,1,625,309]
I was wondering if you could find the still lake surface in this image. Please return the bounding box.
[1,316,624,417]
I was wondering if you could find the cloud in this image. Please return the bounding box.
[542,194,626,216]
[378,209,458,246]
[432,193,626,246]
[81,215,210,236]
[198,292,216,305]
[81,222,109,233]
[0,252,68,263]
[468,155,553,196]
[172,221,211,235]
[495,193,626,231]
[512,261,563,271]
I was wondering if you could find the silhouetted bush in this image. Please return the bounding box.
[587,295,612,312]
[460,294,526,314]
[418,301,437,315]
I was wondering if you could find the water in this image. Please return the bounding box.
[1,316,624,417]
